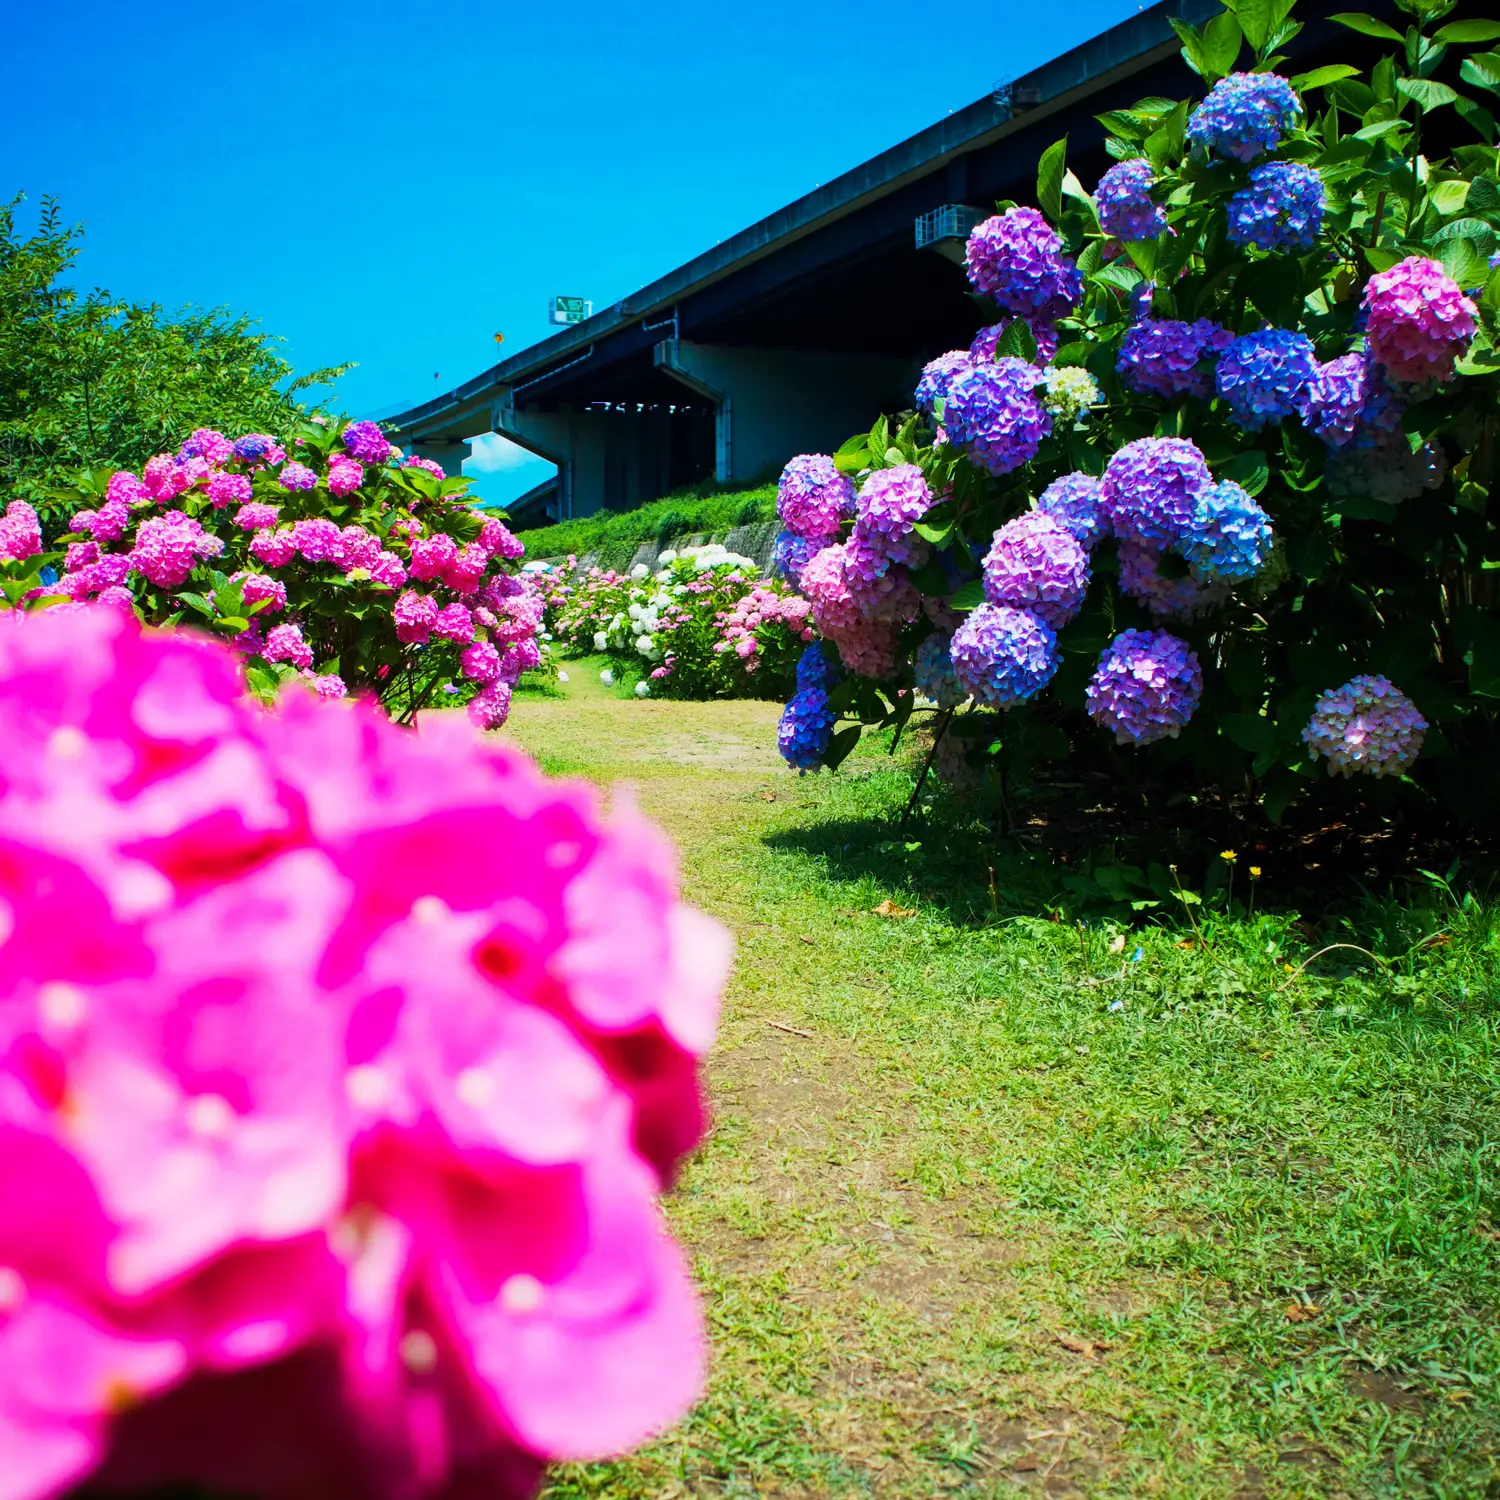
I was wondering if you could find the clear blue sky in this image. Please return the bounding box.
[5,0,1144,503]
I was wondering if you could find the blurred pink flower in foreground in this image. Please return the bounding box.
[0,607,729,1499]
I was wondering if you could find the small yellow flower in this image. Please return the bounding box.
[1220,849,1238,864]
[1249,866,1263,879]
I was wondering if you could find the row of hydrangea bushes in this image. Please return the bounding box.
[772,0,1500,825]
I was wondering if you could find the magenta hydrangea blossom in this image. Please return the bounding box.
[326,456,365,497]
[249,528,298,568]
[1297,352,1382,447]
[776,455,856,539]
[1116,318,1234,400]
[1037,473,1108,549]
[1117,537,1230,618]
[1215,330,1318,431]
[340,419,393,464]
[144,454,191,501]
[130,514,222,589]
[462,639,503,684]
[854,464,932,560]
[1362,256,1477,385]
[1100,436,1212,551]
[1227,162,1326,252]
[1187,72,1300,162]
[433,602,476,644]
[965,208,1082,320]
[0,500,41,564]
[969,317,1059,366]
[410,532,459,582]
[950,603,1059,707]
[1095,158,1166,242]
[240,573,288,614]
[394,589,439,644]
[981,512,1090,629]
[1086,628,1203,743]
[402,454,446,479]
[943,358,1052,477]
[179,427,235,466]
[263,621,314,668]
[1302,674,1427,777]
[292,518,340,563]
[467,676,515,729]
[278,462,318,493]
[914,351,973,415]
[206,471,254,510]
[479,517,525,560]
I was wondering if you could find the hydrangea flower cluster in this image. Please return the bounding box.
[1362,256,1478,385]
[1181,480,1274,582]
[778,684,838,769]
[1324,429,1448,506]
[914,631,967,709]
[1086,628,1204,743]
[1296,352,1384,447]
[715,586,814,671]
[970,317,1060,366]
[1042,365,1101,424]
[772,529,825,590]
[1215,330,1318,430]
[776,454,856,540]
[50,422,541,727]
[854,464,933,564]
[964,207,1082,321]
[1117,537,1229,618]
[1302,673,1428,777]
[1117,319,1234,400]
[1037,473,1108,548]
[1095,158,1167,242]
[981,512,1090,628]
[1186,72,1301,162]
[0,500,42,564]
[950,603,1059,708]
[914,351,973,416]
[943,358,1052,476]
[0,606,727,1499]
[1227,162,1326,252]
[1100,437,1213,552]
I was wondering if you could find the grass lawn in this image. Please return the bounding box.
[505,665,1500,1499]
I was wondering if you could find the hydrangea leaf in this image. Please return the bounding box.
[1330,12,1406,43]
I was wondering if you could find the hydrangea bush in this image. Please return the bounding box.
[769,0,1500,824]
[0,605,728,1498]
[13,419,542,730]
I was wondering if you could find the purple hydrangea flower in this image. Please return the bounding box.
[915,633,967,709]
[1187,72,1301,163]
[178,428,233,466]
[915,351,974,415]
[943,358,1052,477]
[232,433,273,461]
[1297,352,1371,447]
[1227,162,1326,252]
[777,454,857,539]
[1100,437,1212,551]
[341,419,392,464]
[1181,480,1273,583]
[1117,537,1230,618]
[778,686,838,770]
[1117,319,1235,400]
[278,461,318,492]
[1362,256,1477,385]
[1037,473,1108,549]
[1129,280,1157,322]
[1302,674,1427,778]
[970,317,1059,366]
[1096,158,1167,242]
[1215,329,1318,431]
[795,643,843,691]
[981,512,1091,629]
[774,530,829,590]
[1086,628,1203,744]
[965,208,1082,320]
[854,464,932,563]
[950,603,1059,708]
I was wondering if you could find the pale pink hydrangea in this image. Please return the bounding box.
[234,502,281,531]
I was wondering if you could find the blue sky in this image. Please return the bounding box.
[4,0,1144,503]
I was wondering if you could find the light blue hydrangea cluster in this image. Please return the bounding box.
[777,454,856,539]
[1100,437,1213,552]
[1086,629,1204,744]
[915,351,973,415]
[943,358,1053,477]
[1095,158,1167,242]
[778,686,838,770]
[1215,329,1318,431]
[981,512,1091,629]
[914,633,968,708]
[950,603,1060,708]
[1117,537,1229,618]
[965,207,1082,321]
[1117,318,1234,400]
[1227,162,1326,252]
[1187,72,1301,163]
[1302,674,1427,778]
[773,530,825,590]
[1181,480,1274,582]
[796,642,843,691]
[1037,472,1108,548]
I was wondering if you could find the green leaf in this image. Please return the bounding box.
[996,317,1039,362]
[1222,713,1279,752]
[1169,17,1210,76]
[1201,12,1244,77]
[1037,136,1068,224]
[1219,450,1270,497]
[949,580,985,612]
[1467,610,1500,696]
[1330,11,1406,42]
[824,724,862,770]
[1229,0,1273,51]
[1122,237,1160,279]
[912,520,953,545]
[1430,178,1471,214]
[1433,19,1500,44]
[1397,76,1458,111]
[1437,236,1490,288]
[1293,63,1361,91]
[1462,52,1500,92]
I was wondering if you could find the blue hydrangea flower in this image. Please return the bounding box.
[1215,330,1318,431]
[1100,437,1213,552]
[796,642,843,691]
[965,208,1082,320]
[914,633,968,708]
[1295,352,1403,449]
[1324,430,1448,505]
[1302,674,1427,778]
[943,358,1053,477]
[1086,629,1203,745]
[1227,162,1326,252]
[1129,280,1157,322]
[1181,480,1273,582]
[1117,537,1230,618]
[232,434,272,461]
[1187,72,1301,163]
[915,351,973,415]
[1118,318,1235,400]
[774,530,828,591]
[982,512,1091,629]
[1096,158,1167,242]
[949,604,1059,708]
[1037,473,1108,549]
[778,686,838,770]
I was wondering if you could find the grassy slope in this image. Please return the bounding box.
[514,486,777,570]
[505,673,1500,1499]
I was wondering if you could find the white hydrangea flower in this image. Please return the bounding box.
[658,549,678,565]
[634,680,651,697]
[599,669,615,686]
[593,631,608,651]
[630,563,650,580]
[1042,365,1101,423]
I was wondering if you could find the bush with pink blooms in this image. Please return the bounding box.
[37,418,541,730]
[0,605,728,1500]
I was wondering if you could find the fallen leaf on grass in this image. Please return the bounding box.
[759,790,778,802]
[765,1019,815,1038]
[798,935,815,945]
[1055,1333,1112,1357]
[1176,938,1198,950]
[1418,932,1451,950]
[1107,934,1127,954]
[872,900,916,919]
[1285,1301,1321,1323]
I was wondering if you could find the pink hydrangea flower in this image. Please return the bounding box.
[467,679,514,730]
[249,528,298,568]
[394,590,438,644]
[461,640,503,684]
[263,622,315,668]
[234,503,281,532]
[304,672,347,700]
[182,428,235,466]
[292,519,340,563]
[332,526,381,574]
[498,638,542,683]
[130,514,219,589]
[65,541,100,572]
[241,574,288,614]
[207,472,254,510]
[106,471,151,509]
[479,518,525,560]
[326,457,365,497]
[0,501,42,564]
[1363,256,1477,385]
[279,462,318,493]
[433,602,475,644]
[143,456,190,502]
[443,542,489,594]
[369,551,407,588]
[402,455,445,479]
[409,533,458,582]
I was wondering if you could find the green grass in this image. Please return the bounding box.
[515,484,776,569]
[504,689,1500,1498]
